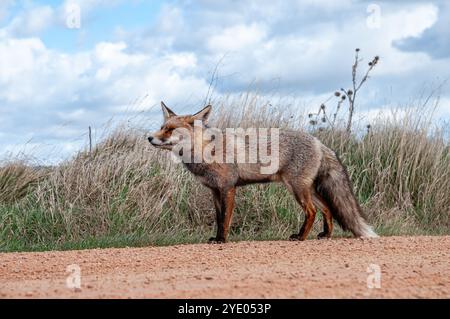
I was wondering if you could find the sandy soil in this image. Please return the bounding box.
[0,236,449,298]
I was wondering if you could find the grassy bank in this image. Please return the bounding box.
[1,97,449,252]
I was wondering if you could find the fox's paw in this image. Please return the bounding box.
[289,234,305,241]
[208,237,226,244]
[317,232,332,240]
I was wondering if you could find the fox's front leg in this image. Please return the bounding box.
[209,188,224,243]
[209,187,236,244]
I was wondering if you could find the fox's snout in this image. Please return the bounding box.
[147,133,174,149]
[147,135,163,147]
[148,135,160,146]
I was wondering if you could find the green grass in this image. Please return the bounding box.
[0,182,447,253]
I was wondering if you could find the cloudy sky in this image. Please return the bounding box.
[0,0,449,163]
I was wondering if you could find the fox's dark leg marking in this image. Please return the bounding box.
[313,193,333,239]
[318,205,333,239]
[209,188,225,244]
[209,187,236,244]
[289,188,317,241]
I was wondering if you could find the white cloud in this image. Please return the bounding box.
[1,0,450,162]
[0,36,91,104]
[4,4,54,37]
[0,1,130,39]
[0,35,207,107]
[0,29,210,160]
[131,0,445,96]
[208,23,267,52]
[63,0,125,13]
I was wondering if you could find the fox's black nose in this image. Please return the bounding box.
[148,136,154,143]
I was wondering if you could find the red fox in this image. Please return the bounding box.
[148,102,378,243]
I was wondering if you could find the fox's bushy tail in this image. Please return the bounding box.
[314,147,378,238]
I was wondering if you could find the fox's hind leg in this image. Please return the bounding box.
[283,180,317,241]
[291,188,317,241]
[312,192,333,239]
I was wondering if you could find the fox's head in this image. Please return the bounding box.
[148,101,212,150]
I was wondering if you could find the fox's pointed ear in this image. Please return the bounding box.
[191,105,212,123]
[161,101,176,121]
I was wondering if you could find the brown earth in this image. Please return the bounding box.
[0,236,449,298]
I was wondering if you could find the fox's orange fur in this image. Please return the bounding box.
[149,102,378,243]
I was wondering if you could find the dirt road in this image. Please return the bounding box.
[0,236,449,298]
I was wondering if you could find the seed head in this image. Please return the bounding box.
[370,56,380,66]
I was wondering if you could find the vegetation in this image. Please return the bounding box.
[0,94,449,252]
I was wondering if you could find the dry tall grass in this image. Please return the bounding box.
[0,95,449,251]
